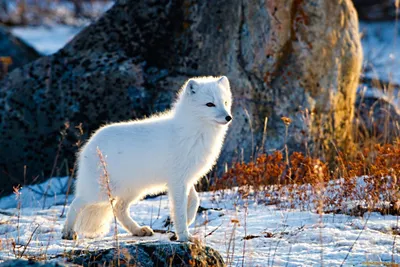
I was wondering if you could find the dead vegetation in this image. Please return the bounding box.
[212,138,400,215]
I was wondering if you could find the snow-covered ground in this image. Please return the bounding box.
[360,21,400,85]
[0,177,399,266]
[5,1,114,55]
[357,21,400,116]
[11,25,84,55]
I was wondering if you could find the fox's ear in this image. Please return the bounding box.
[186,79,199,95]
[218,76,230,89]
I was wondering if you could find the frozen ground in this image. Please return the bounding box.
[0,177,399,266]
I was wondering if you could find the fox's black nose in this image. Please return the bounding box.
[225,115,232,122]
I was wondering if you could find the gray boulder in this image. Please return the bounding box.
[0,243,225,267]
[355,81,400,142]
[68,242,224,267]
[0,259,74,267]
[0,0,362,194]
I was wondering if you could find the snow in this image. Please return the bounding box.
[2,1,114,26]
[0,178,399,266]
[360,21,400,85]
[0,177,74,210]
[4,0,114,55]
[11,25,84,55]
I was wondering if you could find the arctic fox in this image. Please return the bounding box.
[62,76,233,242]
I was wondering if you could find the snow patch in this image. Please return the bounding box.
[11,25,83,55]
[0,179,399,266]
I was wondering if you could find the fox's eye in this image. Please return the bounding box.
[206,102,216,107]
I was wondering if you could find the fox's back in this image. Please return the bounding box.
[75,116,173,195]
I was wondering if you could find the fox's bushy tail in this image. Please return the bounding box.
[75,203,113,238]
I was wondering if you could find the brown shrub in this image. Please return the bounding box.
[212,139,400,214]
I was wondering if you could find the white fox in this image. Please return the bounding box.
[62,76,233,242]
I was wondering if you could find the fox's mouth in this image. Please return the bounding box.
[214,120,230,125]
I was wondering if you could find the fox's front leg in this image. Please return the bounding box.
[168,183,192,242]
[187,186,200,226]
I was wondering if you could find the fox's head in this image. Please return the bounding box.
[177,76,233,126]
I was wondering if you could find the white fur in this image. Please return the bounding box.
[62,76,233,241]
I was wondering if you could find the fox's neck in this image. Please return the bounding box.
[172,112,225,143]
[174,116,219,135]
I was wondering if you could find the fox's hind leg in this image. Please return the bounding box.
[114,198,154,236]
[187,186,200,226]
[62,197,88,240]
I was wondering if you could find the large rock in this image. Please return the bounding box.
[0,0,362,195]
[0,243,224,267]
[0,27,40,79]
[355,80,400,142]
[68,242,224,267]
[0,259,74,267]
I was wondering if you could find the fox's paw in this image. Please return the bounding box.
[61,230,78,240]
[133,226,154,237]
[177,233,202,244]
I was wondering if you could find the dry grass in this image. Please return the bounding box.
[0,57,12,80]
[60,123,84,218]
[212,138,400,215]
[96,147,120,267]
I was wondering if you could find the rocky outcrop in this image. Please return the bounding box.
[0,27,40,78]
[0,259,74,267]
[0,0,362,194]
[0,242,225,267]
[355,82,400,142]
[67,242,225,267]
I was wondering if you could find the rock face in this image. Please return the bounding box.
[68,242,224,267]
[0,27,40,79]
[355,85,400,142]
[0,0,362,194]
[0,243,225,267]
[0,259,74,267]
